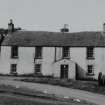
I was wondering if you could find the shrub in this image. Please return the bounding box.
[98,72,102,86]
[102,75,105,86]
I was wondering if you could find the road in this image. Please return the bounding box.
[0,78,104,105]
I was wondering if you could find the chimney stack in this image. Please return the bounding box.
[61,24,69,33]
[8,19,14,33]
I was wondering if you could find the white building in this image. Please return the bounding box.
[0,21,105,80]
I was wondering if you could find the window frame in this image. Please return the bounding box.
[11,46,18,58]
[62,47,70,59]
[87,65,94,75]
[10,64,17,74]
[35,47,42,59]
[87,47,94,59]
[35,64,41,74]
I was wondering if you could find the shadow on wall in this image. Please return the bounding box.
[76,64,94,80]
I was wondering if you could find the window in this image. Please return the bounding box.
[87,47,94,59]
[62,47,70,58]
[10,64,17,74]
[35,64,41,74]
[35,47,42,59]
[87,65,94,75]
[11,46,18,58]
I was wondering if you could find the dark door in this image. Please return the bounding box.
[60,65,68,79]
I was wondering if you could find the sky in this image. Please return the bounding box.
[0,0,105,32]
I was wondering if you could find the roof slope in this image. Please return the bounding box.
[2,31,105,47]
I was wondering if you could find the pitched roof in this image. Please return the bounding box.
[1,31,105,47]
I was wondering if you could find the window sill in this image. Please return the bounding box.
[10,72,17,76]
[34,57,43,59]
[34,72,42,75]
[11,56,18,59]
[86,73,95,76]
[62,57,70,59]
[87,57,95,60]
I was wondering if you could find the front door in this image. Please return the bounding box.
[60,65,68,79]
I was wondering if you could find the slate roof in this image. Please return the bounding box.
[1,31,105,47]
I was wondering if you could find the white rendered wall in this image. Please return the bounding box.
[1,46,105,79]
[55,47,105,79]
[94,48,105,78]
[41,47,55,76]
[70,47,105,79]
[0,46,55,75]
[0,46,11,74]
[70,47,86,70]
[55,47,62,61]
[17,47,35,74]
[0,46,35,74]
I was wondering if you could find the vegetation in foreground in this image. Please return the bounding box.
[18,77,105,95]
[0,85,96,105]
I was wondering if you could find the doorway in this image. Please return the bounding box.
[60,65,68,79]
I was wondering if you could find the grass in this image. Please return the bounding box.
[18,77,105,95]
[0,84,97,105]
[0,95,96,105]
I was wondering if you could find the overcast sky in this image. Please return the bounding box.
[0,0,105,32]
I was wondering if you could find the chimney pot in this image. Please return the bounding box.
[8,19,14,33]
[61,24,69,32]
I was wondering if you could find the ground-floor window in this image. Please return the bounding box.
[10,64,17,74]
[35,64,41,74]
[87,65,94,75]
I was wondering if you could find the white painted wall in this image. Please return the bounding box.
[0,46,11,74]
[94,48,105,78]
[1,46,105,79]
[70,47,86,70]
[55,47,105,79]
[17,47,35,74]
[42,47,55,75]
[0,46,35,74]
[55,47,62,61]
[0,46,55,75]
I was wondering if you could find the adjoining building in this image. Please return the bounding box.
[0,20,105,80]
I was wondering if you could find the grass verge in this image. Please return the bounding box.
[17,77,105,95]
[0,84,97,105]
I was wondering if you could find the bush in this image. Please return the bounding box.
[102,75,105,86]
[98,72,102,86]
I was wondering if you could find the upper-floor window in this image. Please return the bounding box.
[87,65,94,75]
[87,47,94,59]
[11,46,18,58]
[35,47,42,59]
[62,47,70,58]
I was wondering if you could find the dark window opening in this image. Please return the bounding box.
[10,64,17,74]
[35,47,42,59]
[11,46,18,58]
[87,47,94,59]
[62,47,70,58]
[35,64,41,74]
[87,65,94,75]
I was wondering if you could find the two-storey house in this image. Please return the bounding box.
[0,21,105,80]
